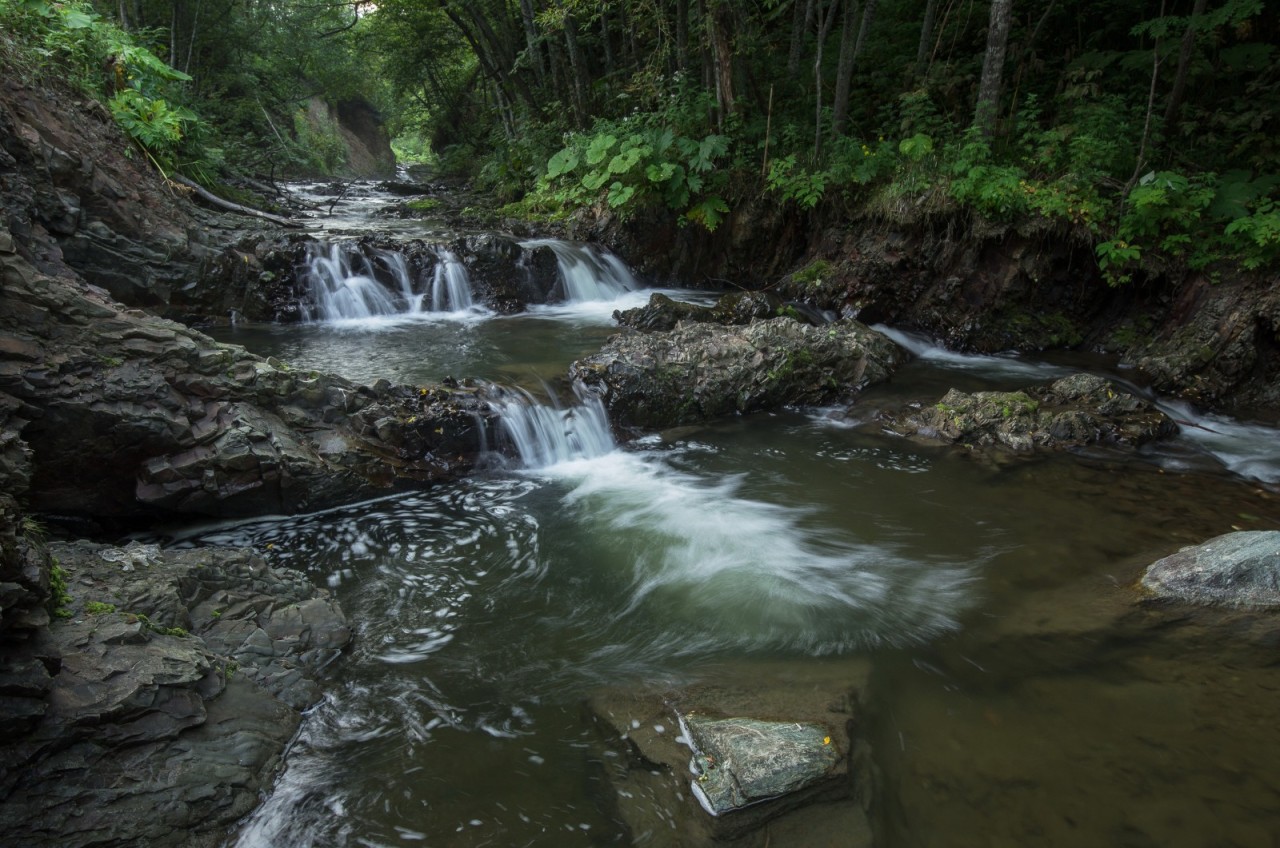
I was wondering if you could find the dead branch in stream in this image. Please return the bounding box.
[171,175,303,228]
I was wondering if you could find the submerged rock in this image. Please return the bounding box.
[588,659,872,845]
[1141,531,1280,608]
[0,541,349,847]
[570,318,905,430]
[882,373,1176,452]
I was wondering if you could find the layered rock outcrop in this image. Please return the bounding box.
[0,541,349,847]
[0,241,492,520]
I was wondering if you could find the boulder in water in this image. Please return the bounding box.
[683,715,841,816]
[614,291,784,332]
[570,318,905,430]
[588,658,873,844]
[1141,531,1280,608]
[881,373,1176,452]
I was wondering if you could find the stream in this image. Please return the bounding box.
[190,181,1280,847]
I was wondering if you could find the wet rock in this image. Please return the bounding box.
[882,373,1176,452]
[570,318,905,430]
[463,234,560,313]
[0,541,349,846]
[683,715,841,816]
[1141,531,1280,608]
[0,247,493,519]
[614,291,784,332]
[1125,274,1280,411]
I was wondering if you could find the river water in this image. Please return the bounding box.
[191,184,1280,847]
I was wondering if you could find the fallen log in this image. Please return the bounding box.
[171,174,303,228]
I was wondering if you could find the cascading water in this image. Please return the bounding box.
[430,247,473,312]
[301,242,476,320]
[487,386,616,468]
[520,238,638,301]
[482,384,972,653]
[302,243,402,321]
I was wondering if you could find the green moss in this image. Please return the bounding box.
[997,391,1040,418]
[405,198,441,212]
[130,613,189,638]
[85,601,117,615]
[49,560,72,619]
[792,260,832,287]
[775,304,803,321]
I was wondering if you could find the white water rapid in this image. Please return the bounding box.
[487,387,972,653]
[302,242,476,320]
[875,324,1280,485]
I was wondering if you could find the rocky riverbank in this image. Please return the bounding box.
[0,540,349,847]
[570,200,1280,419]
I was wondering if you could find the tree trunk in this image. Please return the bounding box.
[184,0,201,75]
[1163,0,1208,135]
[916,0,939,73]
[787,0,817,80]
[559,3,589,126]
[518,0,546,87]
[702,0,736,128]
[600,6,616,75]
[169,0,180,67]
[974,0,1013,136]
[812,0,839,158]
[832,0,859,137]
[676,0,690,72]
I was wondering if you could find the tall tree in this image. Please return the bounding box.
[974,0,1013,136]
[1163,0,1209,135]
[915,0,939,74]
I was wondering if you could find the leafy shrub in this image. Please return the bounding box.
[534,121,733,230]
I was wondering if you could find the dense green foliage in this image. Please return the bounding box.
[358,0,1280,276]
[2,0,1277,276]
[0,0,379,178]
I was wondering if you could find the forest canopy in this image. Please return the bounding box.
[1,0,1277,275]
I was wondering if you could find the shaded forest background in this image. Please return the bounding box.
[2,0,1277,278]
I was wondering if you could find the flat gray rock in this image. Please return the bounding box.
[1141,531,1280,607]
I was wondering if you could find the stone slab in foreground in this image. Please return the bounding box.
[0,541,349,848]
[587,658,874,845]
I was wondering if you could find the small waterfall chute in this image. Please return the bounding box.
[302,243,402,321]
[519,239,638,302]
[488,386,616,469]
[300,242,479,321]
[430,247,474,312]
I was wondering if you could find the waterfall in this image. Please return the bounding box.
[488,387,616,468]
[301,242,476,321]
[302,243,403,321]
[520,239,638,302]
[430,248,473,312]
